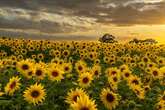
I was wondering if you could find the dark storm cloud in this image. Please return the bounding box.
[0,0,165,34]
[0,7,89,33]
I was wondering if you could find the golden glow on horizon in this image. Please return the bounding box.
[67,24,165,43]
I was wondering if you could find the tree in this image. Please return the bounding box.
[99,33,117,43]
[129,38,140,43]
[142,39,158,44]
[129,38,158,44]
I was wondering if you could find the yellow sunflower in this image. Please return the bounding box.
[122,70,132,80]
[16,59,33,76]
[62,63,72,74]
[150,67,161,79]
[106,67,120,78]
[100,88,120,110]
[71,95,97,110]
[91,65,101,78]
[128,75,142,88]
[65,88,87,104]
[119,64,129,72]
[75,60,87,74]
[156,101,165,110]
[47,67,64,81]
[34,64,46,80]
[4,76,21,96]
[37,53,44,60]
[78,72,93,88]
[23,83,46,105]
[132,86,145,99]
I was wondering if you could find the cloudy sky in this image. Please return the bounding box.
[0,0,165,43]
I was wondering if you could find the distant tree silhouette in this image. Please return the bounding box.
[129,38,158,44]
[99,33,117,43]
[143,39,158,44]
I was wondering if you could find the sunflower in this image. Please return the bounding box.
[25,69,35,79]
[34,64,46,80]
[71,95,97,110]
[157,57,165,66]
[62,63,72,74]
[119,64,129,72]
[23,83,46,105]
[16,59,33,75]
[75,60,87,74]
[78,72,93,88]
[37,53,44,60]
[51,58,60,64]
[103,56,110,64]
[17,55,24,61]
[62,49,70,58]
[100,88,119,110]
[147,62,156,69]
[144,85,151,92]
[122,70,132,80]
[21,49,27,55]
[31,54,37,59]
[91,65,101,78]
[108,75,120,86]
[88,52,97,61]
[156,101,165,110]
[65,88,87,104]
[4,76,21,96]
[150,67,161,79]
[106,67,120,77]
[128,75,142,88]
[47,67,64,81]
[132,86,145,99]
[94,59,100,65]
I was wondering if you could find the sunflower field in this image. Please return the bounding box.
[0,38,164,110]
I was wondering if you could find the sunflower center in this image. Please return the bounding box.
[82,77,89,84]
[159,60,163,63]
[78,66,83,71]
[121,68,125,72]
[94,70,99,75]
[22,64,29,70]
[125,73,130,77]
[10,81,16,89]
[149,64,153,67]
[28,71,33,76]
[144,87,149,91]
[106,93,115,103]
[31,90,40,98]
[143,58,148,62]
[65,67,69,71]
[80,107,89,110]
[110,60,114,63]
[111,71,117,75]
[52,71,59,77]
[113,77,118,82]
[13,62,17,65]
[90,54,93,58]
[153,71,158,76]
[64,52,68,56]
[36,70,42,76]
[132,79,139,85]
[59,61,63,65]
